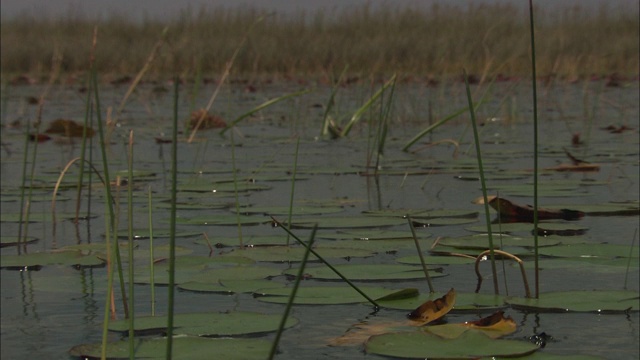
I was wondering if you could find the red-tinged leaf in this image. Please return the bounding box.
[29,133,51,142]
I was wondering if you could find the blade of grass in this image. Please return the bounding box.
[270,216,380,308]
[321,65,348,137]
[373,74,396,174]
[220,89,311,135]
[126,130,135,359]
[286,137,301,246]
[340,74,396,137]
[229,129,243,249]
[463,68,499,295]
[165,76,180,359]
[402,81,494,152]
[148,186,156,316]
[407,217,434,293]
[528,0,540,299]
[268,225,317,360]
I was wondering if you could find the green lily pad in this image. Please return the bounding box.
[177,182,271,193]
[255,285,405,304]
[396,255,476,265]
[177,214,269,226]
[283,264,446,281]
[288,216,406,229]
[522,258,639,273]
[108,311,297,336]
[0,236,38,248]
[315,238,433,253]
[69,337,272,360]
[222,246,374,262]
[236,205,344,216]
[378,291,505,311]
[193,235,288,247]
[545,202,639,216]
[178,279,286,294]
[321,229,426,240]
[0,212,97,223]
[436,234,561,249]
[411,217,478,226]
[113,228,201,239]
[506,290,640,312]
[363,209,478,219]
[365,328,539,358]
[0,250,105,269]
[537,243,639,258]
[135,264,280,285]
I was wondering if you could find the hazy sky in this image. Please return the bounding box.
[2,0,637,21]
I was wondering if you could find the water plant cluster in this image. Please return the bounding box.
[1,2,639,360]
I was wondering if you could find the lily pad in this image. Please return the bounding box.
[255,285,405,304]
[378,291,505,311]
[436,234,561,249]
[395,255,476,265]
[545,202,639,216]
[365,328,539,359]
[69,337,272,360]
[178,279,286,294]
[113,228,201,239]
[236,205,344,216]
[108,311,297,336]
[0,236,38,248]
[177,182,271,193]
[0,250,105,269]
[537,243,639,258]
[288,216,406,229]
[411,217,478,226]
[505,290,640,312]
[321,229,426,240]
[177,214,268,226]
[283,264,446,281]
[223,246,374,262]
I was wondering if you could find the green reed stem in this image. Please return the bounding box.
[407,217,434,293]
[463,68,499,295]
[74,77,94,223]
[16,118,30,254]
[341,74,396,137]
[528,0,540,299]
[373,74,396,174]
[624,228,637,290]
[286,137,300,246]
[148,186,156,316]
[321,65,348,137]
[268,225,317,360]
[92,69,129,318]
[165,76,179,360]
[271,216,380,308]
[126,130,135,359]
[229,130,243,249]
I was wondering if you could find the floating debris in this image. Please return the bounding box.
[45,119,95,138]
[188,109,227,130]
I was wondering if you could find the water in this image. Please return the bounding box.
[1,79,639,359]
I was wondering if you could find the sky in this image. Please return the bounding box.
[1,0,637,21]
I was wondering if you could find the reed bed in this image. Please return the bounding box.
[1,3,638,82]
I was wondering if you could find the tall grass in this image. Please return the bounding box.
[1,3,637,80]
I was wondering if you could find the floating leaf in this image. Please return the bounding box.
[178,279,287,294]
[506,290,639,312]
[436,234,561,249]
[0,250,105,269]
[283,264,446,281]
[108,311,297,336]
[223,246,374,262]
[69,337,272,360]
[407,288,456,325]
[177,214,268,226]
[378,291,505,311]
[255,285,403,305]
[537,243,639,258]
[365,329,539,359]
[236,205,343,216]
[177,182,270,193]
[288,216,406,229]
[411,217,478,226]
[0,236,38,248]
[395,255,476,265]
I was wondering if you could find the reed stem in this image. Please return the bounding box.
[286,137,300,246]
[268,226,317,360]
[407,217,434,293]
[463,69,499,295]
[528,0,540,299]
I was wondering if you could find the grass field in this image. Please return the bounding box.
[1,3,638,82]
